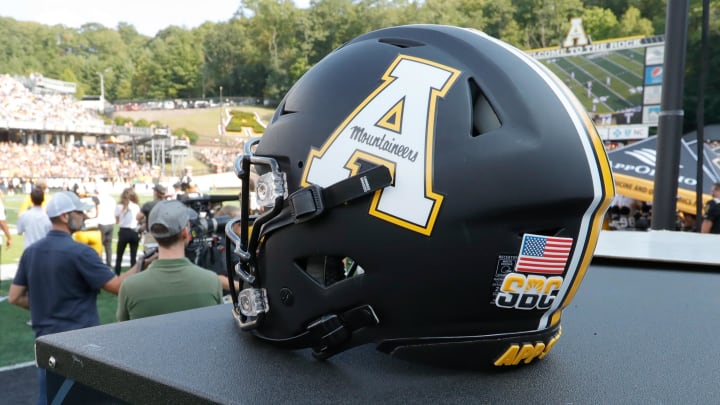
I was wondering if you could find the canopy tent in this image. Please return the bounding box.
[607,136,718,215]
[682,124,720,142]
[683,138,720,180]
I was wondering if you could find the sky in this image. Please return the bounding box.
[2,0,307,37]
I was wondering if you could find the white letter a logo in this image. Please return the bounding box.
[302,55,460,235]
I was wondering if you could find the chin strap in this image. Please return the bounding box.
[232,166,390,355]
[233,304,379,359]
[308,305,380,360]
[260,165,393,237]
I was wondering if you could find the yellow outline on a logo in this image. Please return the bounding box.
[301,54,461,236]
[375,97,405,133]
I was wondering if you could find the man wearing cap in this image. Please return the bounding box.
[117,200,222,321]
[136,183,168,252]
[9,191,145,405]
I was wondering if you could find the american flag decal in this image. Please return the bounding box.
[514,234,573,275]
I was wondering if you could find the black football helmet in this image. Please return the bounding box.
[225,24,615,368]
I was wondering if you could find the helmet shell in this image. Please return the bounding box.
[249,24,614,367]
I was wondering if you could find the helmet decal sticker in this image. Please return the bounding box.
[468,29,615,330]
[514,234,573,275]
[493,327,562,366]
[301,54,461,235]
[494,273,564,310]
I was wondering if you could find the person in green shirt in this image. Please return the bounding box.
[116,200,222,321]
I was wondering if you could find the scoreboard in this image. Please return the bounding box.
[526,18,665,141]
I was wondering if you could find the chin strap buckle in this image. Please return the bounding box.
[307,314,349,354]
[289,184,325,223]
[307,305,379,360]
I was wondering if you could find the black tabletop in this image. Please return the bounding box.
[36,263,720,404]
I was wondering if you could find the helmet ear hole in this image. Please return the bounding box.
[298,256,365,287]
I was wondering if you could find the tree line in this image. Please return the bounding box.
[0,0,717,131]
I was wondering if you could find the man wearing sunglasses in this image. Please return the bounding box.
[9,191,141,405]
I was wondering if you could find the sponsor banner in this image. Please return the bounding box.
[527,37,647,59]
[592,106,644,126]
[644,66,664,85]
[643,105,661,125]
[643,85,662,104]
[596,125,649,140]
[645,45,665,65]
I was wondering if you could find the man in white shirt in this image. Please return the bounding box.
[16,187,51,249]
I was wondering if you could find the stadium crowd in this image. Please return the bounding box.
[0,74,103,127]
[0,143,154,194]
[1,73,246,183]
[194,147,244,173]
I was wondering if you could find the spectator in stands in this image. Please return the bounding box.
[701,183,720,234]
[116,200,222,321]
[9,191,142,405]
[0,143,138,187]
[16,187,51,249]
[95,187,117,268]
[114,187,141,275]
[0,74,104,131]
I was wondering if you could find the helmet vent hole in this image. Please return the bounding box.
[297,256,365,288]
[297,161,304,169]
[469,78,501,137]
[378,38,426,49]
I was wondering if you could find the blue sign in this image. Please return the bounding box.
[644,66,663,85]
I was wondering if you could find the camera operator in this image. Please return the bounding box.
[116,200,222,321]
[176,194,239,275]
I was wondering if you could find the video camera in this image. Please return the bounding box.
[177,194,239,272]
[178,194,239,219]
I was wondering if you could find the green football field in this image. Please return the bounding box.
[0,192,146,368]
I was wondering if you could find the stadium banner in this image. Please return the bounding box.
[527,18,664,140]
[596,125,649,141]
[607,136,717,215]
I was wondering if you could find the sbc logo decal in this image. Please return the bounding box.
[495,273,563,310]
[301,54,461,235]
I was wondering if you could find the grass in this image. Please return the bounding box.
[114,106,275,145]
[0,188,240,368]
[116,106,275,175]
[0,285,118,367]
[0,104,260,368]
[0,192,148,368]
